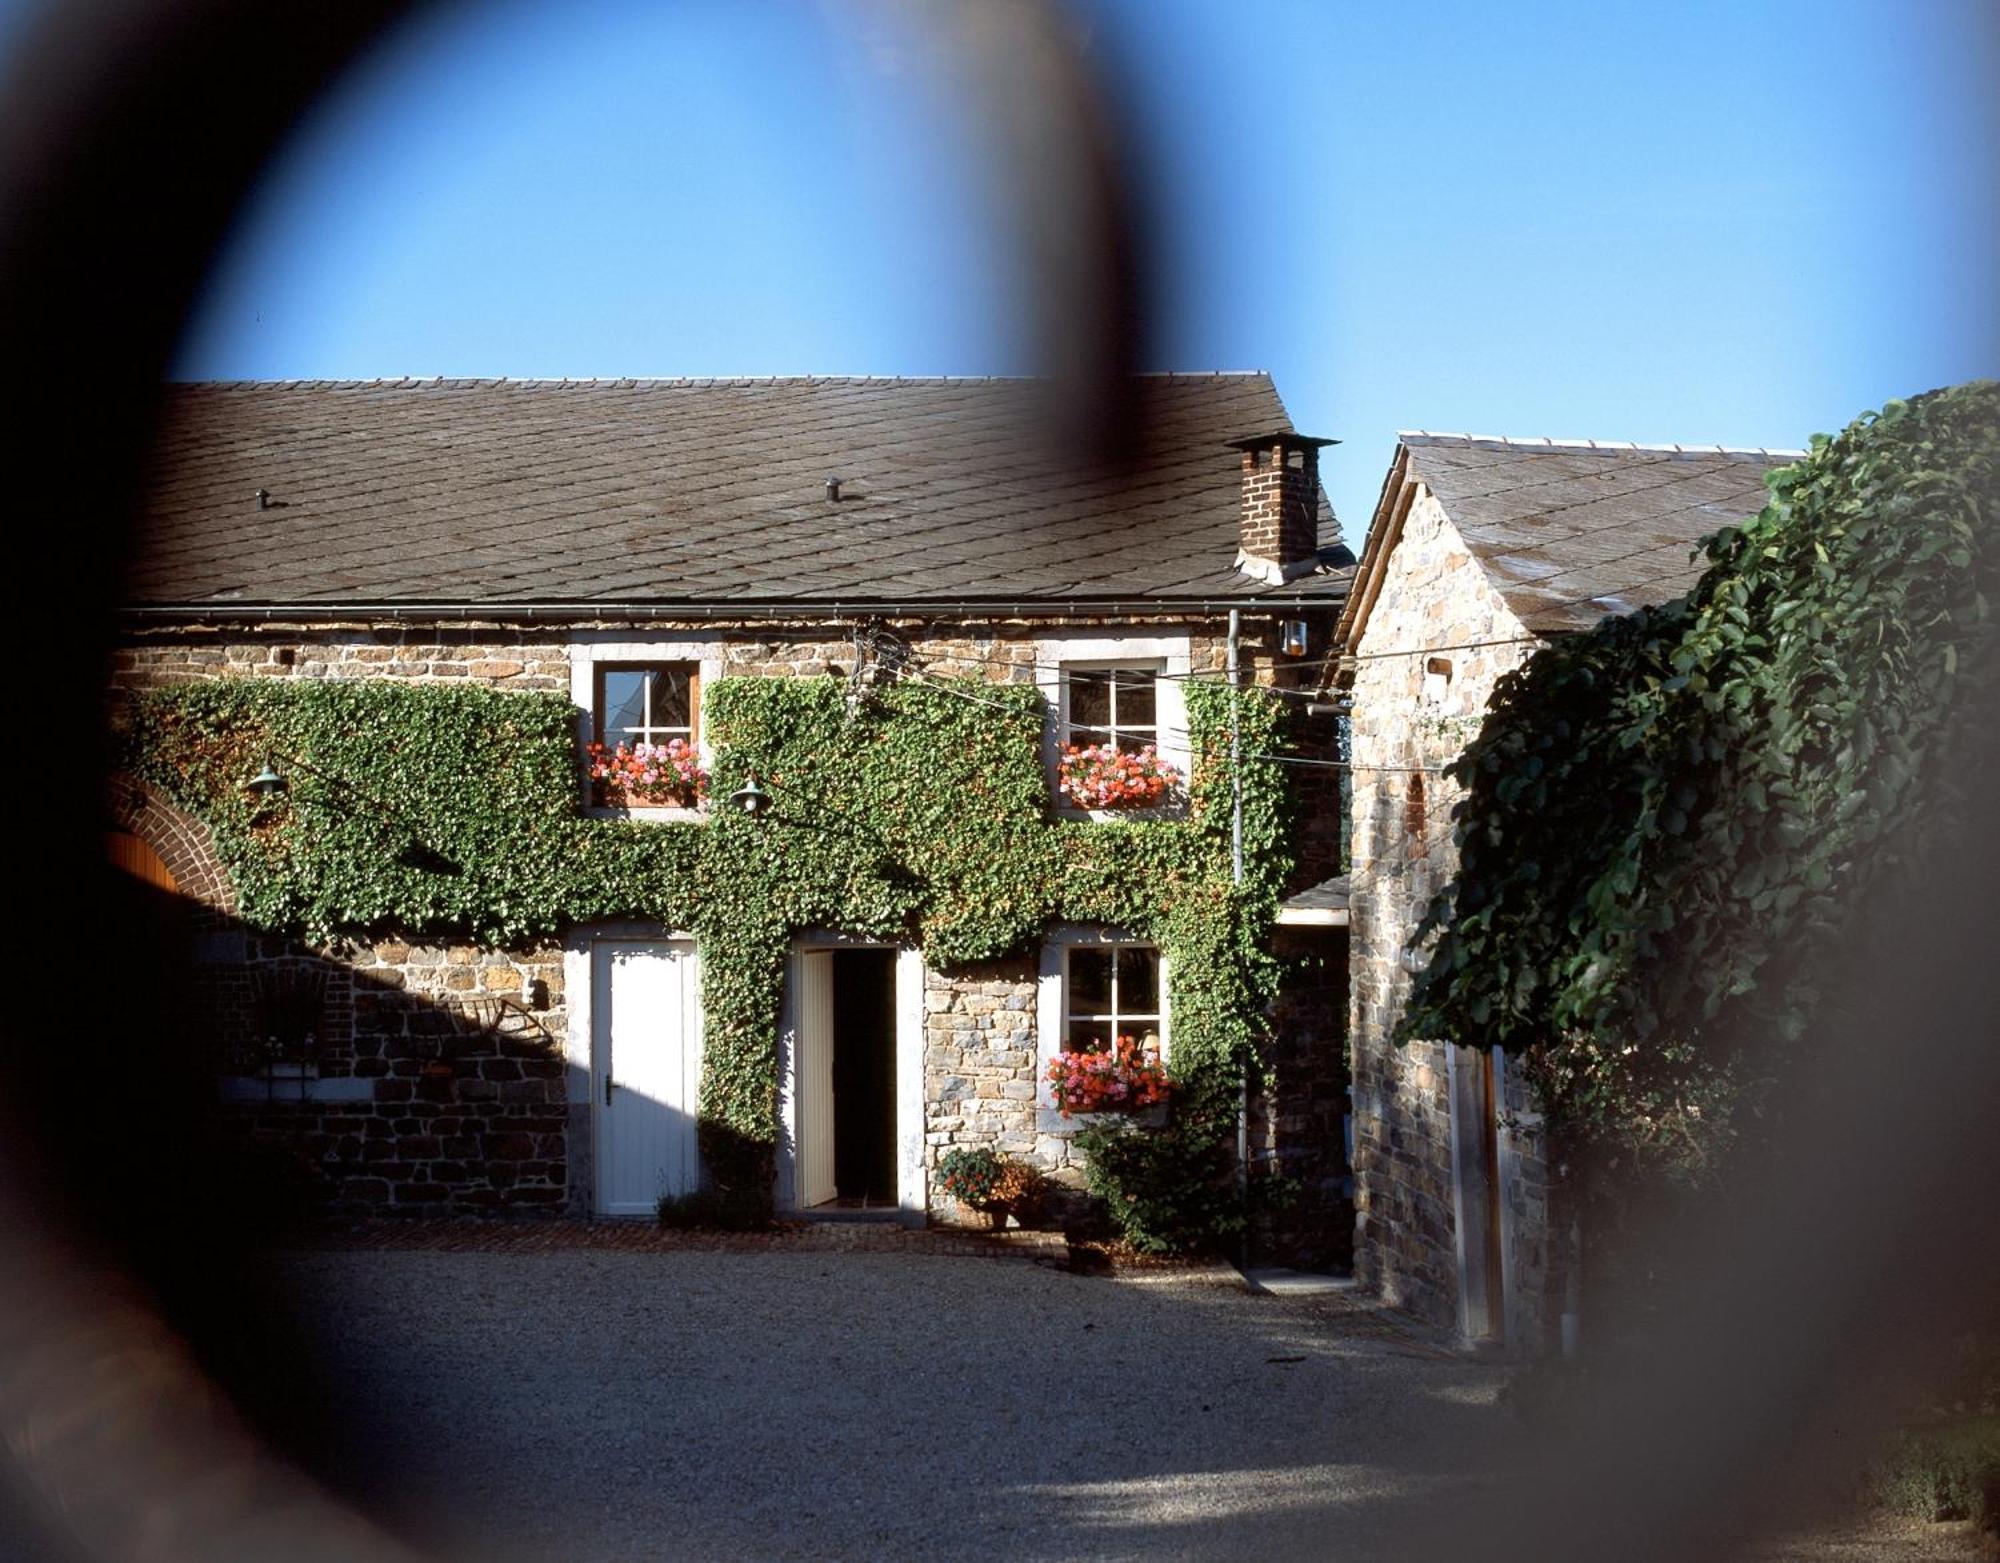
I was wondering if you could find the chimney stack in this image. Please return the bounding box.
[1227,431,1335,584]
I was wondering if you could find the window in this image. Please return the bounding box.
[1063,664,1160,755]
[1038,930,1171,1126]
[1063,942,1163,1054]
[594,663,697,750]
[1057,663,1180,810]
[1037,636,1191,814]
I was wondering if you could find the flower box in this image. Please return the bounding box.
[1045,1035,1170,1118]
[588,739,708,810]
[1057,742,1180,811]
[935,1147,1045,1226]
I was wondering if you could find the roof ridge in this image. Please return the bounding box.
[168,371,1277,390]
[1399,429,1808,460]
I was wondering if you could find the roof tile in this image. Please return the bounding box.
[134,375,1349,607]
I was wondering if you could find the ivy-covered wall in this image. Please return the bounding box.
[121,669,1296,1217]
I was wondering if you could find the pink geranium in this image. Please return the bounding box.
[588,739,707,808]
[1057,742,1180,810]
[1045,1035,1171,1118]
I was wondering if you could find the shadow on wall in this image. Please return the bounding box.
[25,860,584,1242]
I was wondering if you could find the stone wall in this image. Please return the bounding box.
[1249,925,1352,1270]
[111,614,1343,1222]
[920,957,1048,1227]
[1346,487,1552,1342]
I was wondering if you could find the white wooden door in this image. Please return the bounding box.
[594,940,701,1216]
[797,950,836,1208]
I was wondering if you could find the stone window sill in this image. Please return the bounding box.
[1036,1104,1169,1135]
[1052,802,1187,824]
[586,804,704,825]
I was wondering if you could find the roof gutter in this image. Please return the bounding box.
[118,593,1351,626]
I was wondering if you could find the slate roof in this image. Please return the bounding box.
[1341,433,1803,643]
[131,375,1349,612]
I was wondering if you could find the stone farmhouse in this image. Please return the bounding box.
[109,375,1354,1234]
[1331,431,1802,1346]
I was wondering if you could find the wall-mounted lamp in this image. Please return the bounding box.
[247,761,286,799]
[729,771,773,819]
[1280,620,1310,657]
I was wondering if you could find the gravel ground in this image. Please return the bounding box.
[251,1243,1511,1562]
[125,1234,1979,1563]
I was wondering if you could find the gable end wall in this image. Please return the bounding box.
[1346,487,1552,1341]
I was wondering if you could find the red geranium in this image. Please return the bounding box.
[1057,743,1179,810]
[588,739,707,808]
[1045,1035,1171,1118]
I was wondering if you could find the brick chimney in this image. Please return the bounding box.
[1228,431,1335,584]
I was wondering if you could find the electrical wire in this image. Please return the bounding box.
[892,661,1449,775]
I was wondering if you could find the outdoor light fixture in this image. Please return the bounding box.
[1280,620,1309,657]
[729,771,772,819]
[247,761,285,799]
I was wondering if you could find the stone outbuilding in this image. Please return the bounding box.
[1331,431,1800,1346]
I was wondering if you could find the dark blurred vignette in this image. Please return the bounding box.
[0,3,1993,1561]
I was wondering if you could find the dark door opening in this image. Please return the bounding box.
[830,948,897,1206]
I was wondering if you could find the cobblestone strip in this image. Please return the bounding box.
[277,1216,1076,1263]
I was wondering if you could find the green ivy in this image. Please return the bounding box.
[123,671,1294,1231]
[1401,380,2000,1170]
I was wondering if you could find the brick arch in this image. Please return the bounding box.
[106,773,236,917]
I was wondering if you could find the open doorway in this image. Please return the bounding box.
[796,947,899,1210]
[831,948,896,1206]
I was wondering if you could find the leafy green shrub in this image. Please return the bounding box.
[1073,1116,1243,1255]
[1403,381,2000,1180]
[655,1187,775,1232]
[935,1147,1046,1221]
[935,1147,1007,1206]
[1865,1416,2000,1529]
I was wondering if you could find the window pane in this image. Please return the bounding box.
[602,671,647,740]
[1113,670,1156,729]
[1068,670,1111,731]
[648,666,693,728]
[1118,946,1159,1012]
[1066,1020,1112,1053]
[1068,948,1111,1013]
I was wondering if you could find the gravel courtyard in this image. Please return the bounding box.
[256,1236,1514,1563]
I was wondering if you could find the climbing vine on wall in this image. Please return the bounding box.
[1400,380,2000,1174]
[122,671,1294,1225]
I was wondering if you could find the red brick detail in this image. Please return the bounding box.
[107,772,236,916]
[1239,442,1319,569]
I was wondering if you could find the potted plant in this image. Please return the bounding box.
[588,738,708,808]
[1045,1035,1171,1118]
[935,1146,1042,1228]
[1057,742,1179,811]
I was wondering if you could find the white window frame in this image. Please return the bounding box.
[569,635,725,822]
[1034,633,1191,818]
[1036,925,1170,1133]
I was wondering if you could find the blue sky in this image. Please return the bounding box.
[33,0,1989,539]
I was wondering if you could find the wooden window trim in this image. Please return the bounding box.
[592,661,700,749]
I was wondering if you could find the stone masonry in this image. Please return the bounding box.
[111,615,1343,1223]
[1346,486,1552,1342]
[920,958,1045,1227]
